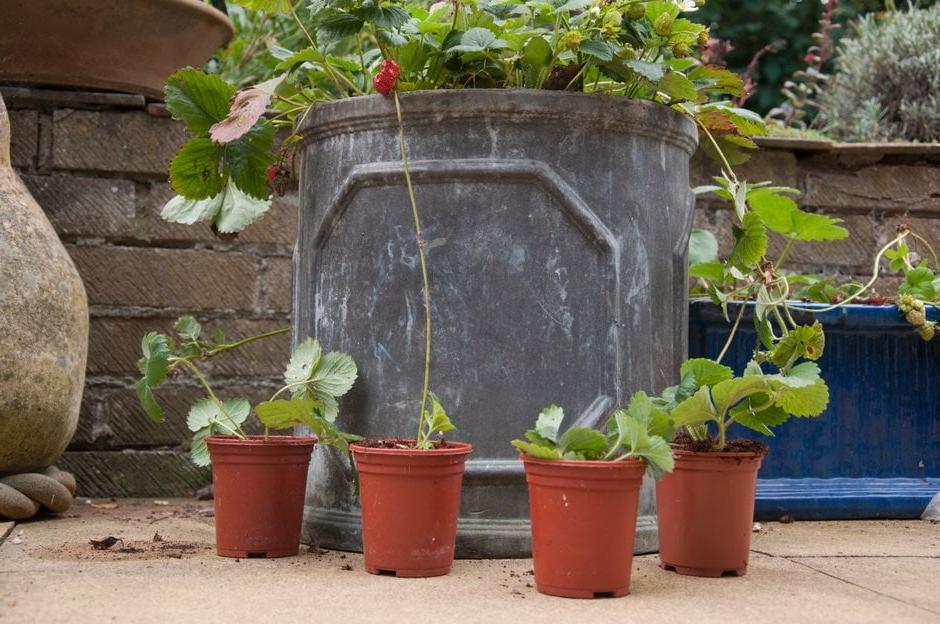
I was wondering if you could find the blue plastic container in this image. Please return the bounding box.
[688,299,940,520]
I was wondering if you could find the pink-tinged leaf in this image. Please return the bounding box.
[209,76,283,144]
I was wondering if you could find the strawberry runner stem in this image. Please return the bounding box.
[393,92,433,448]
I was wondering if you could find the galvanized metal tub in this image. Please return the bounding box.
[294,90,698,557]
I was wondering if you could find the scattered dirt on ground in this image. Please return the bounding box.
[34,539,212,561]
[352,438,453,449]
[672,431,769,456]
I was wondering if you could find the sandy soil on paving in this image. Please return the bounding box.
[1,500,938,624]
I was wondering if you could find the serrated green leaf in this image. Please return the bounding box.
[775,379,830,417]
[730,212,768,269]
[671,386,717,427]
[886,244,910,273]
[138,332,170,386]
[790,211,848,242]
[256,398,322,430]
[690,261,724,281]
[223,122,276,201]
[309,351,358,397]
[187,398,250,432]
[135,379,164,423]
[161,193,223,226]
[710,376,772,416]
[449,27,507,52]
[557,0,592,11]
[625,59,665,82]
[215,180,272,233]
[900,266,937,300]
[558,427,609,459]
[230,0,291,12]
[286,337,322,388]
[769,322,825,367]
[354,3,410,29]
[164,68,235,136]
[523,36,552,66]
[732,397,790,436]
[754,313,775,349]
[511,439,563,459]
[687,65,744,97]
[579,39,613,61]
[658,72,699,102]
[187,398,218,432]
[689,228,718,266]
[634,435,674,479]
[425,393,455,435]
[190,427,212,467]
[535,405,564,443]
[745,360,764,376]
[680,358,734,388]
[311,390,339,423]
[174,316,201,341]
[317,12,365,40]
[169,137,224,200]
[275,46,325,72]
[775,361,822,387]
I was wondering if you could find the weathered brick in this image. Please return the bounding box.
[692,206,878,270]
[87,317,290,377]
[240,192,300,246]
[58,450,210,497]
[142,183,296,251]
[261,256,293,313]
[51,109,187,176]
[9,109,38,169]
[767,214,879,270]
[803,165,940,213]
[68,246,260,310]
[70,382,274,449]
[21,174,137,238]
[691,148,800,190]
[883,215,940,253]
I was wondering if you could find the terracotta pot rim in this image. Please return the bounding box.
[206,435,317,448]
[520,454,646,469]
[350,440,472,457]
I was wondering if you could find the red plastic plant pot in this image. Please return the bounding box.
[351,441,472,577]
[207,435,316,558]
[522,454,646,599]
[656,449,764,577]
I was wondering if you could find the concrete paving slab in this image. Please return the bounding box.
[751,519,940,557]
[0,500,938,624]
[790,556,940,616]
[0,522,14,545]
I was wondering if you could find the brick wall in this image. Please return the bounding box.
[7,87,939,497]
[692,141,940,296]
[5,87,296,497]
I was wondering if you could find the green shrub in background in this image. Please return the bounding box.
[816,4,940,142]
[693,0,936,117]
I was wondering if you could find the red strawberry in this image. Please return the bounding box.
[266,163,280,184]
[373,59,401,97]
[265,163,290,197]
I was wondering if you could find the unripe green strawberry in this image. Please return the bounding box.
[672,41,691,57]
[898,293,916,313]
[653,13,674,36]
[906,309,926,326]
[603,9,622,29]
[562,30,583,50]
[697,28,710,48]
[916,322,935,341]
[626,2,646,20]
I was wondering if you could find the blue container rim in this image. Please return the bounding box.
[689,297,939,328]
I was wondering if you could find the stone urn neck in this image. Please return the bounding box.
[0,95,10,169]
